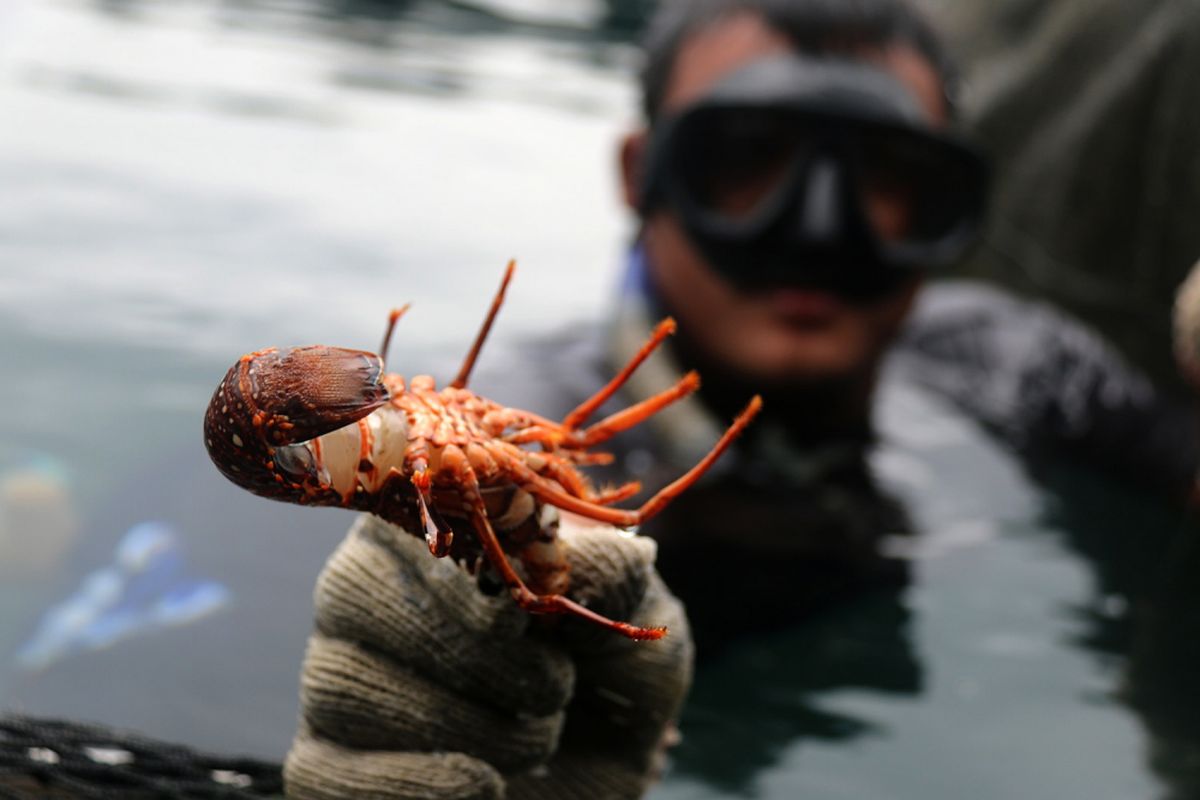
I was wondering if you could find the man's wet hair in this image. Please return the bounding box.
[639,0,958,122]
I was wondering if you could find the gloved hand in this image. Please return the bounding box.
[282,511,693,800]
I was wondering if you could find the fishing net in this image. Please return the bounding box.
[0,714,283,799]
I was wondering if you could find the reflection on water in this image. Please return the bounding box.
[1128,529,1200,799]
[0,1,1197,798]
[670,591,920,795]
[652,380,1171,799]
[1037,461,1200,798]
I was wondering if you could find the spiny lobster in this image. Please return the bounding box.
[203,262,760,639]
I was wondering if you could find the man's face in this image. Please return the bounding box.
[621,13,949,386]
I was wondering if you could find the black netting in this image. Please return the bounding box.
[0,714,283,799]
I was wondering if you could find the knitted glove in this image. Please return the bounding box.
[283,512,693,800]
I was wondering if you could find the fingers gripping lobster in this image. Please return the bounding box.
[204,262,761,640]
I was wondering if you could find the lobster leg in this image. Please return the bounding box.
[500,318,686,448]
[625,394,760,521]
[450,260,516,390]
[572,371,701,447]
[530,452,592,499]
[561,317,677,430]
[530,455,641,505]
[404,436,454,556]
[590,481,643,505]
[439,445,667,641]
[506,395,762,527]
[490,440,636,504]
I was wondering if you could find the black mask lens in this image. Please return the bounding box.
[853,127,984,248]
[676,108,807,222]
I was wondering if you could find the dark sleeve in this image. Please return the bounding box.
[895,281,1200,496]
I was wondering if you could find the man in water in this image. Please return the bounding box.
[283,1,1200,797]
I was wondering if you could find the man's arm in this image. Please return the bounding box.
[896,280,1200,500]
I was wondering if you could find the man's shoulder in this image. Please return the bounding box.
[889,278,1173,456]
[896,279,1106,369]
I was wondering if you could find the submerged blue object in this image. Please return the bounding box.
[14,521,231,671]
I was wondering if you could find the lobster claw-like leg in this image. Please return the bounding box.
[403,435,455,558]
[416,484,454,557]
[438,444,667,641]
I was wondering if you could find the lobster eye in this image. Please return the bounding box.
[274,443,317,480]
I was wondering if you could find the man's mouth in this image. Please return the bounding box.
[762,287,845,327]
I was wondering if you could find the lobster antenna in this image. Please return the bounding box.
[379,304,411,367]
[450,260,516,389]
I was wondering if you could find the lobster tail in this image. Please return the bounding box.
[203,346,389,499]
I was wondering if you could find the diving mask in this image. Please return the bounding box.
[637,55,988,299]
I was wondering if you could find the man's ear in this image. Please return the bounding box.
[618,129,648,213]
